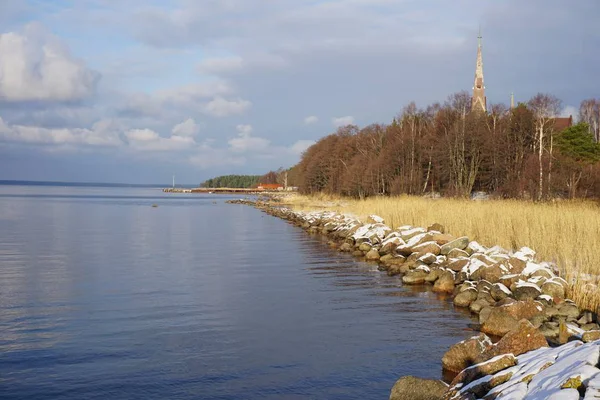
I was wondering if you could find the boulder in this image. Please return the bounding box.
[508,257,527,274]
[479,306,493,324]
[557,303,580,319]
[358,242,372,252]
[582,330,600,343]
[513,282,542,301]
[447,258,470,272]
[412,241,441,256]
[490,283,512,302]
[447,248,470,259]
[479,264,505,284]
[481,300,544,337]
[470,298,492,314]
[440,237,470,255]
[425,268,442,283]
[432,233,454,246]
[402,270,429,285]
[450,354,517,388]
[541,281,566,300]
[388,263,411,276]
[389,376,447,400]
[498,274,520,288]
[365,248,381,261]
[427,223,445,233]
[454,288,478,308]
[339,242,353,252]
[433,271,455,293]
[441,333,492,373]
[539,322,560,339]
[482,319,548,359]
[418,253,438,265]
[582,323,600,331]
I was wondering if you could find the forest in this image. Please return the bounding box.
[287,92,600,200]
[200,171,281,188]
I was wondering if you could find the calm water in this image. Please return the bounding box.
[0,186,475,399]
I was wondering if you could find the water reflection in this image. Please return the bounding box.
[0,186,476,399]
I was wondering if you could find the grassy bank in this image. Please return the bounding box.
[282,193,600,312]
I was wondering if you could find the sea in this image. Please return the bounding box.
[0,183,476,399]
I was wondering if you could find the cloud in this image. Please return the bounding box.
[304,115,318,125]
[203,97,252,117]
[0,23,99,102]
[125,128,196,152]
[332,116,355,127]
[172,118,200,137]
[197,56,244,75]
[561,105,579,122]
[0,116,121,147]
[228,124,270,153]
[290,139,314,155]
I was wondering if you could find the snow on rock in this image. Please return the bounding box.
[468,340,600,399]
[367,214,384,224]
[522,262,554,277]
[467,241,487,254]
[464,258,488,277]
[513,247,537,261]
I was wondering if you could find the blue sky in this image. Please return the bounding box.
[1,0,599,184]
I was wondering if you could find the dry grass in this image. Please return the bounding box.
[281,193,600,312]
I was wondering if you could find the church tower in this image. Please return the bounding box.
[471,30,487,113]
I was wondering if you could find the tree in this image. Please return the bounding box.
[555,123,600,198]
[579,99,600,143]
[528,93,561,200]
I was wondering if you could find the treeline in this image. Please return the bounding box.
[289,92,600,199]
[200,175,261,188]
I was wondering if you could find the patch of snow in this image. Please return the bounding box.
[467,241,487,254]
[465,258,488,276]
[539,294,553,302]
[515,280,541,291]
[368,214,384,223]
[494,283,513,296]
[415,265,431,273]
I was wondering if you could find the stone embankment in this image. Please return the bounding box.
[228,198,600,399]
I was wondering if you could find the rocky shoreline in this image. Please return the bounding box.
[228,198,600,400]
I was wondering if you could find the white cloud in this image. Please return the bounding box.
[0,23,99,102]
[172,118,200,137]
[197,56,244,75]
[561,105,579,122]
[228,124,270,153]
[203,97,252,117]
[0,116,121,147]
[304,115,318,125]
[290,139,315,155]
[332,116,355,127]
[125,128,196,151]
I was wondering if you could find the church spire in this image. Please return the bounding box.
[472,28,487,112]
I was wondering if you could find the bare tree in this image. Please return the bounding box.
[528,93,561,200]
[580,99,600,143]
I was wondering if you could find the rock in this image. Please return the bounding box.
[388,263,411,276]
[358,242,372,252]
[441,333,492,373]
[508,256,527,274]
[447,258,470,272]
[365,248,381,261]
[379,254,394,264]
[513,282,542,301]
[412,241,441,256]
[470,298,491,314]
[454,288,478,308]
[529,314,546,328]
[582,330,600,343]
[450,354,517,388]
[541,281,565,300]
[447,248,470,259]
[582,323,600,331]
[440,237,470,255]
[339,242,353,252]
[427,223,445,233]
[531,268,554,279]
[539,321,560,339]
[557,303,580,319]
[402,270,429,285]
[478,264,505,284]
[481,300,544,337]
[490,283,512,302]
[418,253,438,265]
[352,250,364,257]
[482,319,548,359]
[498,274,521,289]
[479,306,493,324]
[425,268,442,283]
[389,376,447,400]
[432,233,454,245]
[577,311,594,325]
[367,215,385,224]
[433,271,455,293]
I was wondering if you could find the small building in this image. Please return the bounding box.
[257,183,284,191]
[552,115,573,132]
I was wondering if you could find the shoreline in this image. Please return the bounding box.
[228,196,600,399]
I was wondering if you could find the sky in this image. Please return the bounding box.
[0,0,598,184]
